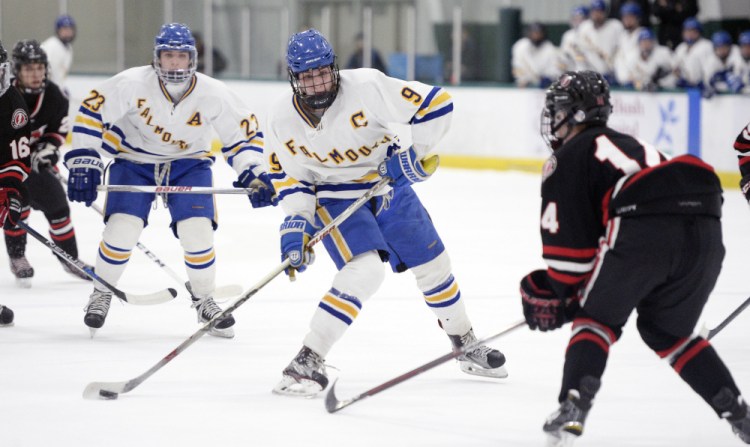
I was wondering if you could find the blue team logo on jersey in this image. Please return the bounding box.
[542,155,557,182]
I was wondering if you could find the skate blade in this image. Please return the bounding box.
[459,360,509,379]
[546,431,578,447]
[15,277,32,288]
[272,376,324,398]
[208,326,235,339]
[88,327,98,339]
[0,322,15,327]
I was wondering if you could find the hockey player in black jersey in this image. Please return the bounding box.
[3,39,91,287]
[0,39,32,324]
[520,70,750,446]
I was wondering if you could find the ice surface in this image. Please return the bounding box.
[1,163,748,447]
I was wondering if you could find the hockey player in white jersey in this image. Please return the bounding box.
[560,6,590,72]
[64,23,276,337]
[267,29,507,397]
[673,17,713,89]
[738,31,750,94]
[40,15,75,91]
[613,2,646,85]
[576,0,624,84]
[511,22,565,88]
[701,31,745,96]
[621,28,675,91]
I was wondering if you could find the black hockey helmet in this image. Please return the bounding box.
[0,40,10,97]
[12,39,48,94]
[541,70,612,150]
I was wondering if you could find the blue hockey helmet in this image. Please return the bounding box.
[153,23,197,84]
[683,17,702,33]
[572,5,590,18]
[638,28,655,42]
[590,0,607,12]
[0,40,10,97]
[620,2,642,17]
[55,14,76,30]
[711,30,732,48]
[286,29,340,109]
[739,31,750,46]
[541,71,612,151]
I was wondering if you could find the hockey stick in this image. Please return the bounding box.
[16,220,176,305]
[82,170,404,400]
[50,169,242,300]
[325,319,526,413]
[97,185,254,195]
[700,295,750,340]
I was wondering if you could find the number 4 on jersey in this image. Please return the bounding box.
[541,202,559,234]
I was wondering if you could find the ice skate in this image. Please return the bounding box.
[0,304,14,326]
[448,328,508,378]
[191,293,235,339]
[9,256,34,288]
[543,376,600,447]
[84,289,112,337]
[713,387,750,443]
[60,259,93,281]
[273,346,329,398]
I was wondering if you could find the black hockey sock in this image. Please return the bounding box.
[53,233,79,260]
[559,333,610,403]
[671,338,741,416]
[4,230,27,258]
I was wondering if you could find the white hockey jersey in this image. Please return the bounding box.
[71,66,264,175]
[576,18,624,75]
[702,45,745,92]
[560,28,586,71]
[265,68,452,222]
[511,38,565,87]
[613,26,646,84]
[673,38,714,86]
[621,45,675,90]
[40,36,73,88]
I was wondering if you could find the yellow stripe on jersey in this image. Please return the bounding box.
[415,91,451,119]
[272,175,303,191]
[75,115,104,130]
[292,95,316,128]
[317,207,353,261]
[103,132,128,153]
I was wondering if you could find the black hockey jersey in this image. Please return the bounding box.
[733,121,750,178]
[0,87,32,190]
[539,124,667,297]
[18,80,69,150]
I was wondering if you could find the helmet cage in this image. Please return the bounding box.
[153,24,197,84]
[12,40,48,94]
[153,46,197,84]
[288,63,340,109]
[286,29,340,109]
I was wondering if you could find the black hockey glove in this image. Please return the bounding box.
[740,174,750,204]
[31,142,60,173]
[520,270,570,332]
[0,187,23,227]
